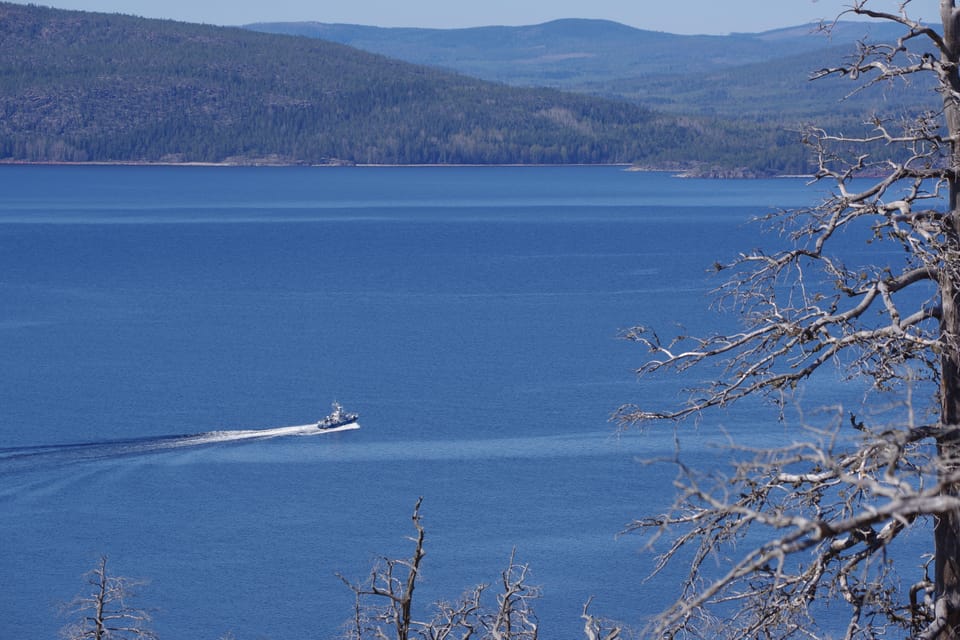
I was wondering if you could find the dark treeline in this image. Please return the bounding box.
[0,3,813,173]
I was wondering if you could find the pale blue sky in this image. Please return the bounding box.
[4,0,943,33]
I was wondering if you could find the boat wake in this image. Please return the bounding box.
[0,422,359,474]
[182,422,359,446]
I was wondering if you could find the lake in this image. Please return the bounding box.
[0,165,826,639]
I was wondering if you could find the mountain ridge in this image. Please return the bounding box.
[246,17,921,120]
[0,3,685,167]
[2,3,910,174]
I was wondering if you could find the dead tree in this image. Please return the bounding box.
[581,598,621,640]
[339,498,427,640]
[617,1,960,638]
[339,499,543,640]
[480,548,540,640]
[60,556,156,640]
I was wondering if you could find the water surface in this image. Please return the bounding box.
[1,166,826,639]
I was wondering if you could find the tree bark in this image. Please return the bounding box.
[936,293,960,638]
[936,3,960,637]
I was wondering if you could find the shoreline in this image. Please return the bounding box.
[0,159,634,168]
[0,160,808,177]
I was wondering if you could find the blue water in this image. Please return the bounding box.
[0,166,825,639]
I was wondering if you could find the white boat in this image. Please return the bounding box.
[316,402,359,429]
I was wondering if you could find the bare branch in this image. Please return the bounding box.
[622,2,960,637]
[59,556,156,640]
[339,501,558,640]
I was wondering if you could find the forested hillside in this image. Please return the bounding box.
[247,19,923,122]
[0,3,811,172]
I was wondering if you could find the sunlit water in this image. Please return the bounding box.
[0,166,889,639]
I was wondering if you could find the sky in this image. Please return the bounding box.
[2,0,944,34]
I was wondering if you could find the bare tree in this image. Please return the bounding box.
[338,499,544,640]
[479,548,540,640]
[339,497,428,640]
[581,598,622,640]
[60,556,156,640]
[616,1,960,638]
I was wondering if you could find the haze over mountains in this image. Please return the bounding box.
[246,18,919,120]
[0,2,934,172]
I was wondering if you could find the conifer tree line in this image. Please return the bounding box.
[0,2,810,173]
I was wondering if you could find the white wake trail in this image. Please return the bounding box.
[179,422,360,447]
[0,422,361,471]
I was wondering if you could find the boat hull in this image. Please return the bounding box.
[316,402,359,430]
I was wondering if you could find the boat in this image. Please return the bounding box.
[316,401,359,429]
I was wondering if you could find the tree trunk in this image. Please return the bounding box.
[94,557,108,640]
[936,4,960,636]
[936,279,960,638]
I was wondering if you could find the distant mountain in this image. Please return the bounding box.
[245,18,864,79]
[0,3,704,167]
[0,2,817,173]
[246,19,929,121]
